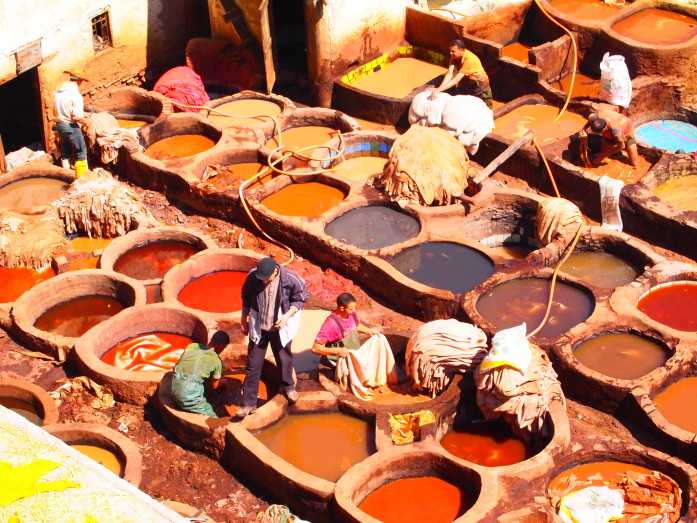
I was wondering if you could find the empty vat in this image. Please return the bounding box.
[325,205,420,250]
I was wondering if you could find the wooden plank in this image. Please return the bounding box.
[472,129,536,185]
[259,0,276,94]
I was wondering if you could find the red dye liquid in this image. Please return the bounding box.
[113,241,199,280]
[359,476,474,523]
[33,296,125,337]
[654,377,697,434]
[177,270,247,313]
[637,282,697,332]
[100,332,194,372]
[440,420,530,467]
[0,265,56,303]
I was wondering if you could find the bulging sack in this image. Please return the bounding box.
[599,53,632,109]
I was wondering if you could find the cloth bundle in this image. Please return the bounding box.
[335,334,400,400]
[535,197,583,247]
[405,319,489,398]
[154,66,210,112]
[84,112,141,165]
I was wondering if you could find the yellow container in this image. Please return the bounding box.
[75,160,88,178]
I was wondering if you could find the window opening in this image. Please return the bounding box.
[91,11,112,52]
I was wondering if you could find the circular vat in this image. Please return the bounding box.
[161,248,262,329]
[637,280,697,333]
[610,7,697,47]
[324,204,421,251]
[260,178,349,218]
[334,450,495,523]
[191,147,277,190]
[545,0,625,23]
[388,241,495,295]
[479,235,539,261]
[72,303,211,405]
[137,113,222,162]
[650,160,697,213]
[88,86,171,127]
[636,118,697,154]
[201,91,294,133]
[545,443,696,521]
[0,262,58,306]
[59,235,114,272]
[100,226,216,303]
[43,422,142,486]
[0,378,59,426]
[0,166,73,212]
[472,274,595,339]
[10,269,146,358]
[313,131,396,183]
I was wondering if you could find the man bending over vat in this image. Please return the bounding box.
[171,331,230,418]
[238,257,308,417]
[430,39,493,109]
[582,110,640,168]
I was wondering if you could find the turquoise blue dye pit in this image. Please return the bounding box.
[635,119,697,153]
[321,141,393,169]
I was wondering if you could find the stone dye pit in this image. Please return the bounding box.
[0,378,60,427]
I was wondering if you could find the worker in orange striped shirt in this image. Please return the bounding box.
[430,39,493,109]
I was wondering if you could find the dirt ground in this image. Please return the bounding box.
[1,163,694,522]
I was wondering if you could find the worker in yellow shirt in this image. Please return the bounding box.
[430,39,493,109]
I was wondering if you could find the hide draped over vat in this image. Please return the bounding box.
[0,210,67,270]
[84,112,141,165]
[373,125,470,207]
[405,319,489,398]
[335,334,400,401]
[530,197,583,265]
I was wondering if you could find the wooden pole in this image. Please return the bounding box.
[472,129,536,185]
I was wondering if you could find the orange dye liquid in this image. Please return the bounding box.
[69,237,113,252]
[113,241,199,280]
[550,0,624,20]
[255,412,376,482]
[209,162,275,189]
[548,461,654,493]
[348,57,447,99]
[67,255,100,271]
[336,156,387,181]
[494,105,587,145]
[612,9,697,46]
[487,244,534,259]
[365,379,432,405]
[654,175,697,211]
[560,252,638,289]
[144,134,215,160]
[0,265,56,303]
[220,373,275,417]
[207,99,282,127]
[100,332,194,372]
[70,444,125,477]
[116,119,146,129]
[440,420,530,466]
[583,153,652,184]
[574,332,668,380]
[177,270,247,313]
[261,182,345,217]
[359,476,474,523]
[552,73,600,99]
[33,296,125,337]
[654,377,697,434]
[0,178,69,209]
[503,41,531,63]
[266,125,337,153]
[637,282,697,331]
[0,397,42,425]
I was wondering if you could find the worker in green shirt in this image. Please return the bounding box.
[171,331,230,418]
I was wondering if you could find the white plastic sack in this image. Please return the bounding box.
[478,323,531,374]
[408,90,452,127]
[599,175,624,231]
[599,53,632,109]
[558,486,625,523]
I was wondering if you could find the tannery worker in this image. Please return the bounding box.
[171,331,230,418]
[238,257,308,417]
[430,39,493,109]
[311,292,380,362]
[582,110,640,168]
[53,69,92,175]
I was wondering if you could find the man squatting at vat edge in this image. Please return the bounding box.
[311,292,380,362]
[171,331,230,418]
[429,39,493,109]
[582,109,640,168]
[238,257,309,418]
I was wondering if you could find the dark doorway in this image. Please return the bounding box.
[0,68,44,154]
[270,0,310,105]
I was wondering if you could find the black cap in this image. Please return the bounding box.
[255,257,277,280]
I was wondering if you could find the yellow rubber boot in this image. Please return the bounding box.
[75,160,88,178]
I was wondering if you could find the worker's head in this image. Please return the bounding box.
[449,39,467,60]
[336,292,357,316]
[64,69,89,84]
[209,331,230,354]
[255,257,279,283]
[590,118,608,134]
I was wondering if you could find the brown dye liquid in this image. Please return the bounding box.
[69,237,113,252]
[574,332,668,380]
[477,278,594,338]
[0,178,69,209]
[324,205,420,251]
[0,265,56,303]
[637,282,697,331]
[100,332,194,372]
[654,377,697,434]
[440,420,530,466]
[548,461,654,493]
[220,373,274,417]
[612,9,697,46]
[359,476,474,523]
[336,156,387,181]
[348,57,447,99]
[0,397,42,425]
[550,0,624,20]
[560,252,638,289]
[255,412,376,482]
[654,176,697,211]
[494,105,587,146]
[487,244,534,259]
[207,99,281,127]
[33,296,125,337]
[144,134,215,160]
[503,41,531,63]
[261,182,345,217]
[116,119,146,129]
[70,444,125,477]
[552,73,600,99]
[209,162,275,189]
[177,270,247,313]
[113,241,199,280]
[265,125,337,153]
